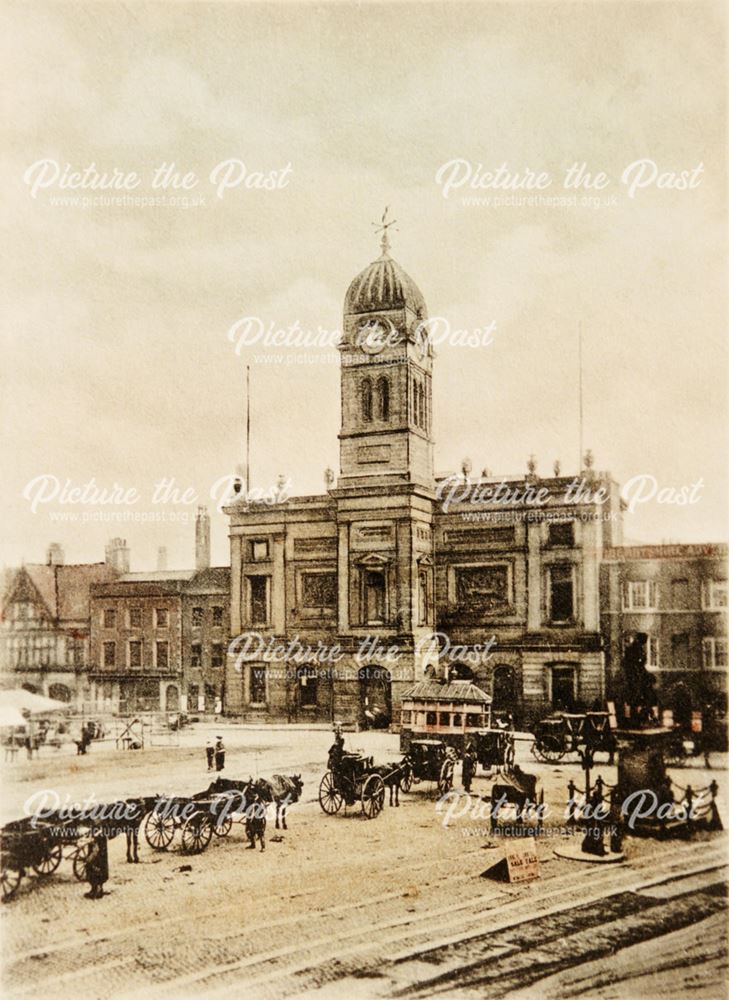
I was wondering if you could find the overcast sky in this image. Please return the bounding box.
[1,1,726,571]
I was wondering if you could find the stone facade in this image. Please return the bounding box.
[600,543,728,714]
[223,239,629,726]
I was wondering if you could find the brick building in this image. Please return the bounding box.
[88,510,229,714]
[0,539,126,706]
[223,233,625,725]
[601,543,728,714]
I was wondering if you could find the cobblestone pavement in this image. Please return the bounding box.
[1,726,727,999]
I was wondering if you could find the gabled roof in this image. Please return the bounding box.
[3,563,117,622]
[402,680,492,705]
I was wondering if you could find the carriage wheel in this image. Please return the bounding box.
[32,842,62,876]
[536,736,565,764]
[438,760,455,796]
[72,842,92,882]
[361,775,385,819]
[1,864,22,902]
[319,771,344,815]
[530,740,545,763]
[181,813,214,854]
[213,815,233,837]
[144,810,175,851]
[399,764,413,794]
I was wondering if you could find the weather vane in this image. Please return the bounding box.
[372,206,398,255]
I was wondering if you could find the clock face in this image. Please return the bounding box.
[357,318,397,355]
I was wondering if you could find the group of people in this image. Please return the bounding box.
[206,736,226,772]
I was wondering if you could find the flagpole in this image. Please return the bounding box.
[246,364,251,495]
[578,322,584,472]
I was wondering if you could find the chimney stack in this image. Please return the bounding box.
[195,508,210,571]
[157,546,168,571]
[46,543,65,566]
[105,537,130,574]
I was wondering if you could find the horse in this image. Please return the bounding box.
[372,762,409,807]
[97,796,159,863]
[260,774,303,830]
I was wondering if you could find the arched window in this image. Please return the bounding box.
[377,377,390,420]
[361,378,373,422]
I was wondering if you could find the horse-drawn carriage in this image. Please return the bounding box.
[474,727,516,773]
[319,752,386,818]
[531,711,616,764]
[144,779,269,854]
[400,739,458,796]
[1,813,93,901]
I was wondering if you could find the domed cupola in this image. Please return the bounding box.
[345,252,427,318]
[344,211,426,318]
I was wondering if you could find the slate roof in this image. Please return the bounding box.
[401,680,492,705]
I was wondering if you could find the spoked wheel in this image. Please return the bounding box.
[72,841,93,882]
[32,842,62,876]
[1,864,22,902]
[438,760,455,796]
[534,737,565,764]
[144,809,175,851]
[181,813,213,855]
[213,815,233,837]
[399,764,413,794]
[361,774,385,819]
[319,771,344,815]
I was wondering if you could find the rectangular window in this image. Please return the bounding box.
[191,606,204,627]
[465,713,482,728]
[624,581,658,611]
[549,564,574,622]
[452,713,463,727]
[251,539,269,562]
[248,576,269,626]
[156,641,169,669]
[439,712,451,727]
[129,608,142,629]
[129,640,142,669]
[250,664,267,704]
[103,641,115,668]
[671,633,690,671]
[103,608,116,629]
[401,710,412,725]
[155,608,169,628]
[211,643,224,669]
[191,643,202,668]
[426,711,437,726]
[551,666,576,709]
[703,579,728,610]
[212,605,224,627]
[703,637,728,669]
[548,521,574,547]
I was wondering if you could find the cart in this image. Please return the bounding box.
[318,753,386,819]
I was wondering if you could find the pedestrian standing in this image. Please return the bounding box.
[206,739,215,771]
[84,827,109,900]
[462,742,476,793]
[214,736,226,772]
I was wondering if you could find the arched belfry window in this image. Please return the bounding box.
[361,377,373,422]
[377,377,390,421]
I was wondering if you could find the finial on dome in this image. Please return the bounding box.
[372,206,398,257]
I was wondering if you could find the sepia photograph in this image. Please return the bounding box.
[1,1,727,997]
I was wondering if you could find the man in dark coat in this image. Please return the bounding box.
[84,828,109,899]
[214,736,226,772]
[462,742,476,793]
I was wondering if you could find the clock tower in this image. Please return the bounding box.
[338,216,434,490]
